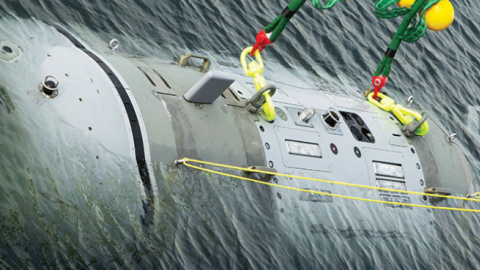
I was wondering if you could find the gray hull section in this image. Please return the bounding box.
[407,120,474,195]
[101,51,475,258]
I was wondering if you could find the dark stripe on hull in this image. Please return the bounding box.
[52,25,154,226]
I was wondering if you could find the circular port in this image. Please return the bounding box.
[322,108,341,129]
[354,114,365,126]
[330,143,338,155]
[0,41,24,63]
[350,126,362,141]
[354,147,362,158]
[342,112,353,123]
[2,46,12,54]
[361,128,375,143]
[275,107,288,121]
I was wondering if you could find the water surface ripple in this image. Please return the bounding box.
[0,0,480,269]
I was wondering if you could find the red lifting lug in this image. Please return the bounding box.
[372,76,388,100]
[251,29,274,56]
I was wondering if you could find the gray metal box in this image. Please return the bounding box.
[184,71,235,104]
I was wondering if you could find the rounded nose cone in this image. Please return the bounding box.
[425,0,455,31]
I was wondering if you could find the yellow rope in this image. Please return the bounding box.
[180,158,480,213]
[183,158,480,202]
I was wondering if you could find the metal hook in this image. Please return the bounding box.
[109,39,119,51]
[246,84,276,112]
[447,133,457,142]
[467,192,480,199]
[298,107,316,123]
[40,75,60,99]
[402,112,429,137]
[406,96,414,106]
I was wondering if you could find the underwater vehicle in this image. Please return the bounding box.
[0,19,478,268]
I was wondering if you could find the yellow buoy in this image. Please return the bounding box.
[425,0,455,31]
[397,0,416,9]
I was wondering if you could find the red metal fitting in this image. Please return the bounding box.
[372,76,388,100]
[251,29,274,56]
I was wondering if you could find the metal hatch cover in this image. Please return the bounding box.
[326,94,377,113]
[274,127,332,172]
[373,117,409,147]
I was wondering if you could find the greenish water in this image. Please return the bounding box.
[0,0,480,269]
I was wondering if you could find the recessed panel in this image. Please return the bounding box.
[275,127,331,172]
[286,140,322,158]
[373,162,405,179]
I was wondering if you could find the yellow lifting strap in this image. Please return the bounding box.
[367,92,429,136]
[240,47,276,121]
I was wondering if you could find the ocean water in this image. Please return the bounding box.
[0,0,480,269]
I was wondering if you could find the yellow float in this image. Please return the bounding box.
[397,0,454,31]
[397,0,415,8]
[425,0,455,31]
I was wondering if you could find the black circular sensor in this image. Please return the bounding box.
[45,80,57,88]
[2,46,12,54]
[354,147,361,158]
[330,143,338,155]
[350,126,362,141]
[342,113,353,123]
[354,114,365,126]
[361,128,375,143]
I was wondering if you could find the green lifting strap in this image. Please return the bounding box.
[265,0,344,42]
[375,0,440,43]
[374,0,440,77]
[402,0,439,43]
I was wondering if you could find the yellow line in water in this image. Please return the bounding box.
[180,158,480,213]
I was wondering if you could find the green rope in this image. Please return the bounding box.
[374,0,439,77]
[261,0,440,80]
[375,0,410,19]
[265,0,343,42]
[312,0,344,10]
